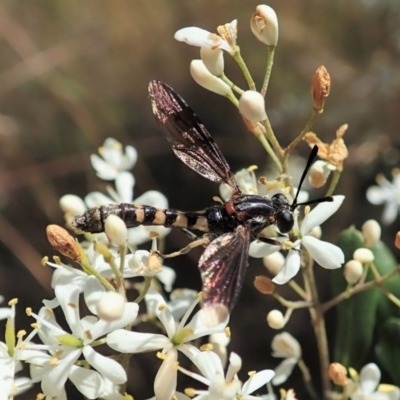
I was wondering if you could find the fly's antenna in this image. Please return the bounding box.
[291,145,333,211]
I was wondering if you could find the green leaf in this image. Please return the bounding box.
[332,226,380,369]
[375,318,400,386]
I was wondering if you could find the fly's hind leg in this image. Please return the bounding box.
[158,235,212,259]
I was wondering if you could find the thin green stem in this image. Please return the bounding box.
[118,244,126,289]
[288,280,308,300]
[220,73,244,95]
[298,358,319,400]
[284,110,320,155]
[261,46,275,97]
[225,90,239,107]
[80,259,115,292]
[261,117,283,159]
[232,49,256,90]
[256,132,282,172]
[325,169,342,197]
[134,276,153,304]
[273,293,312,309]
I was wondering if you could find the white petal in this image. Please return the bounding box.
[271,332,301,359]
[90,154,117,181]
[83,346,126,384]
[175,27,231,51]
[84,276,106,315]
[0,357,15,399]
[89,302,139,341]
[272,249,300,285]
[154,349,178,400]
[366,185,388,205]
[120,145,138,171]
[249,240,280,258]
[301,195,344,235]
[242,369,275,395]
[107,330,169,353]
[0,307,11,320]
[359,363,380,394]
[157,266,176,293]
[134,190,168,209]
[85,191,113,208]
[69,365,104,399]
[382,200,398,225]
[115,172,135,203]
[302,236,344,269]
[193,350,223,380]
[272,358,298,386]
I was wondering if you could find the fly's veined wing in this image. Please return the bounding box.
[148,80,240,194]
[198,225,250,315]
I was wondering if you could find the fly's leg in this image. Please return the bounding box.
[156,236,211,259]
[257,236,300,252]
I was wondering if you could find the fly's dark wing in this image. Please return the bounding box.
[198,225,250,313]
[148,80,240,194]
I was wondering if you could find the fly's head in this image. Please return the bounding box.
[271,193,294,233]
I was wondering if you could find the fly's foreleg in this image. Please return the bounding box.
[257,236,299,252]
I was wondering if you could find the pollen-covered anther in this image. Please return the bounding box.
[254,275,275,294]
[328,362,348,386]
[46,224,81,263]
[250,5,278,46]
[16,330,26,338]
[311,65,331,113]
[8,298,18,306]
[216,19,238,50]
[248,370,256,376]
[185,388,196,398]
[41,256,48,266]
[200,343,213,351]
[156,352,167,360]
[25,307,32,316]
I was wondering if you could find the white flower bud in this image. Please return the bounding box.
[308,160,335,188]
[263,252,285,275]
[200,47,224,76]
[344,260,363,284]
[353,248,374,263]
[362,219,381,248]
[190,60,231,96]
[250,5,279,46]
[239,90,267,122]
[267,309,285,329]
[104,215,128,246]
[59,194,86,215]
[271,332,301,358]
[96,291,126,321]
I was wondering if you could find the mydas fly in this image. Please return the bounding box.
[72,80,332,320]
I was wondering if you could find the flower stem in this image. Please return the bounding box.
[220,73,244,95]
[298,358,319,400]
[232,49,256,90]
[302,252,330,399]
[325,169,341,197]
[261,46,275,97]
[255,132,282,172]
[80,259,115,292]
[134,276,153,303]
[261,117,283,159]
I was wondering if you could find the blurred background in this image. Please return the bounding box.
[0,0,400,398]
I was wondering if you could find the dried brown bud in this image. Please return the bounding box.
[216,19,238,51]
[395,231,400,249]
[311,65,331,113]
[254,275,275,294]
[46,225,81,263]
[328,362,348,386]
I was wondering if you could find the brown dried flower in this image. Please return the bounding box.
[254,275,275,294]
[395,231,400,249]
[46,224,81,263]
[304,124,349,171]
[216,20,238,51]
[311,65,331,112]
[328,362,348,386]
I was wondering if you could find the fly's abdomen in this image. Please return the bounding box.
[71,203,211,234]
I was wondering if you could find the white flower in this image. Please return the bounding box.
[250,5,279,46]
[347,363,400,400]
[271,332,301,386]
[90,137,137,181]
[180,351,274,399]
[219,168,259,200]
[249,195,345,284]
[28,279,138,398]
[106,290,229,400]
[366,171,400,225]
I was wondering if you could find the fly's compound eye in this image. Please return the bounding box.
[277,211,294,233]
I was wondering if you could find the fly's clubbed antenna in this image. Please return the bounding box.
[291,145,333,211]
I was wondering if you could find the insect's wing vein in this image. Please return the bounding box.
[199,225,250,312]
[148,80,240,192]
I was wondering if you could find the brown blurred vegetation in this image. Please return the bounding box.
[0,0,399,398]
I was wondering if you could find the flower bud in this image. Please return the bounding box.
[263,252,284,275]
[190,60,231,96]
[308,160,335,188]
[309,225,322,239]
[344,260,363,284]
[353,248,374,263]
[59,194,86,215]
[267,309,285,329]
[271,332,301,358]
[251,5,278,46]
[311,65,331,112]
[96,291,126,321]
[104,215,128,246]
[200,47,224,76]
[328,363,348,386]
[239,90,267,122]
[46,224,81,263]
[362,219,381,248]
[254,275,275,294]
